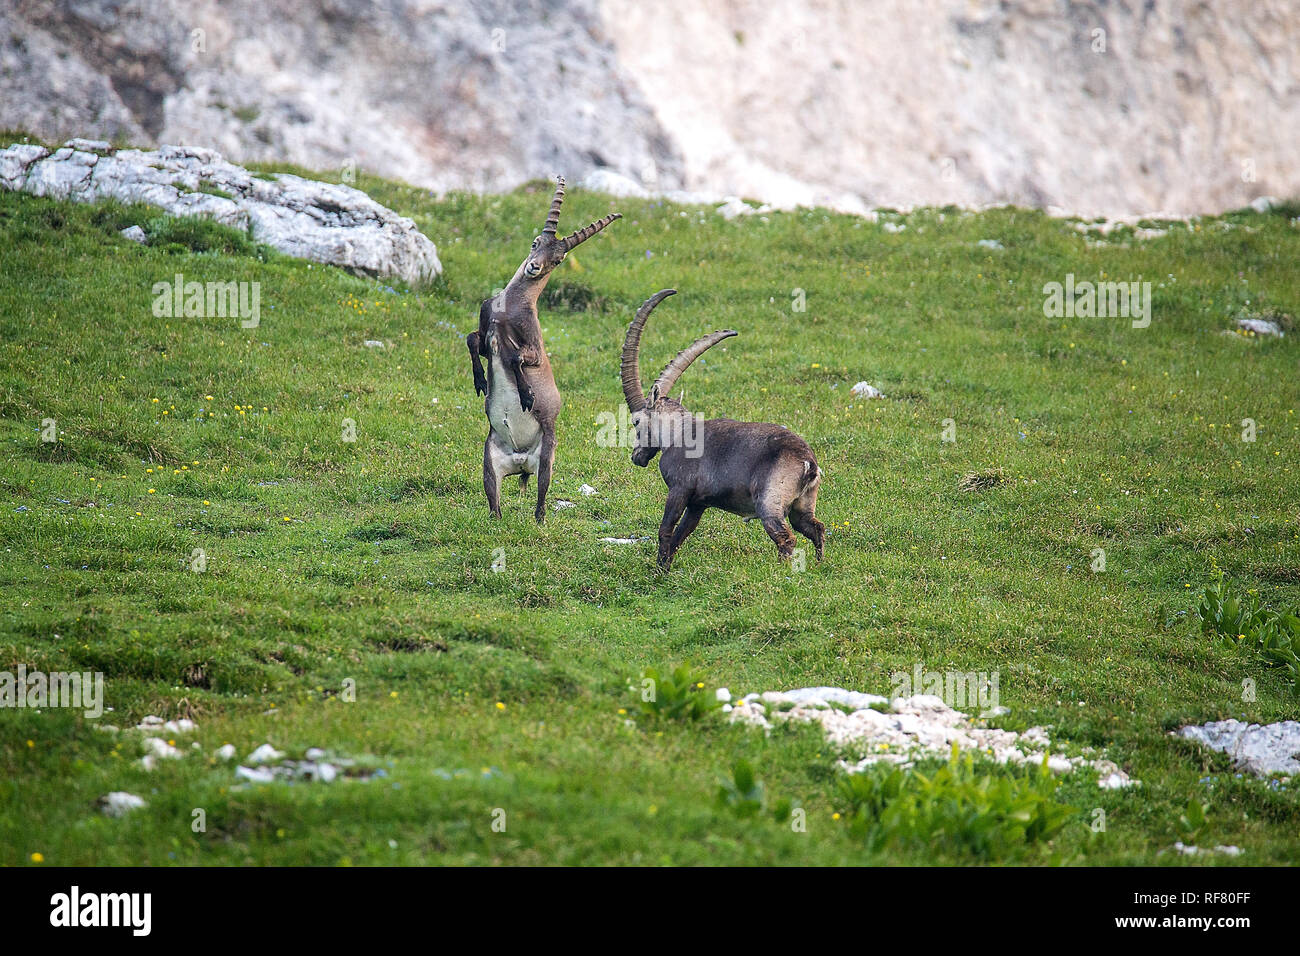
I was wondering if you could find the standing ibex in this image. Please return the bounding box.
[620,289,826,569]
[467,176,620,521]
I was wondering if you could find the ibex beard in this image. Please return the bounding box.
[466,176,620,521]
[620,289,826,570]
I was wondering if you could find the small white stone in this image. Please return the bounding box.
[306,762,338,783]
[99,792,147,817]
[247,743,285,765]
[236,765,276,783]
[716,196,757,219]
[1097,771,1139,789]
[120,225,147,243]
[1235,317,1284,337]
[579,483,597,496]
[851,381,883,399]
[142,737,183,760]
[216,744,237,761]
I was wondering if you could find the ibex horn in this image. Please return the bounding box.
[563,212,622,251]
[621,289,676,412]
[650,328,738,404]
[543,176,565,236]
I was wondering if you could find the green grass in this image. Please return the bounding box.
[2,163,1299,865]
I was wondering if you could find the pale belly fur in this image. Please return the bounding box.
[486,349,542,468]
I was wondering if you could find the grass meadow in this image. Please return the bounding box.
[2,156,1298,864]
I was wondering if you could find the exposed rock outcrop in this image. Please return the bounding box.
[729,687,1139,788]
[0,0,682,197]
[0,139,441,284]
[1179,719,1300,776]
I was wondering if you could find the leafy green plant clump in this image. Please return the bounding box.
[632,664,723,723]
[836,747,1076,859]
[1199,573,1300,695]
[716,759,800,824]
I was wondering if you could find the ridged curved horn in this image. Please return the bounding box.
[650,328,738,404]
[563,212,622,250]
[543,176,565,235]
[621,289,676,412]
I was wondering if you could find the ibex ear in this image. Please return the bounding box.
[648,384,660,406]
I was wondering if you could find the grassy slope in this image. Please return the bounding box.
[1,162,1298,865]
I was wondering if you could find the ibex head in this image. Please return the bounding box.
[620,289,736,466]
[514,176,621,284]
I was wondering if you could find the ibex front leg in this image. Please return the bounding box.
[514,346,541,412]
[466,332,488,396]
[657,491,690,570]
[667,503,705,563]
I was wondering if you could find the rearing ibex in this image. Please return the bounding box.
[467,176,620,521]
[620,289,826,569]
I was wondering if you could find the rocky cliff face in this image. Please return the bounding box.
[3,0,1297,217]
[2,0,683,195]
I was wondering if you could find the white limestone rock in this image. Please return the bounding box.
[731,685,1136,787]
[1178,719,1300,776]
[0,141,441,285]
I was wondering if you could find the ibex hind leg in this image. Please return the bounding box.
[533,429,556,524]
[758,512,798,561]
[755,467,805,561]
[789,481,824,561]
[789,508,825,561]
[484,433,523,519]
[482,437,503,518]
